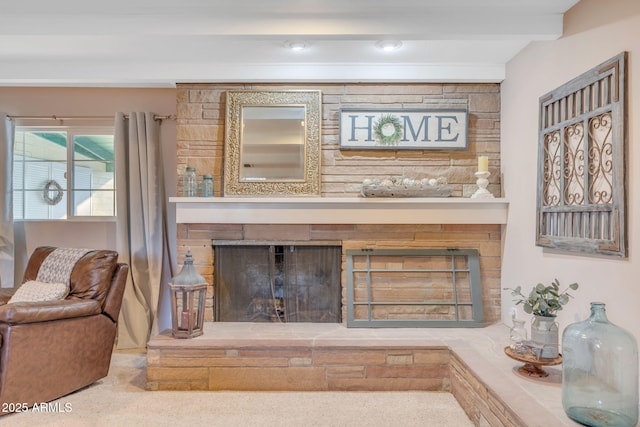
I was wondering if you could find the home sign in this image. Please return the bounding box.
[339,108,468,149]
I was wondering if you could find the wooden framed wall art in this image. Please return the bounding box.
[536,52,628,257]
[339,108,468,149]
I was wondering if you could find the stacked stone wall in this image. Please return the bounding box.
[174,83,501,324]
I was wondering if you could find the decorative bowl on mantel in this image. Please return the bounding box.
[360,177,453,198]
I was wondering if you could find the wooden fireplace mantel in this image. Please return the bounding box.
[169,197,508,225]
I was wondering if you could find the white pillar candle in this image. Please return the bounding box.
[478,156,489,172]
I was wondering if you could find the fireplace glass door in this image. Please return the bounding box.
[215,244,341,322]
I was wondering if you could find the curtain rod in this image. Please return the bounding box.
[6,114,176,122]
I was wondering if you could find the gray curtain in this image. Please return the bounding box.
[0,114,15,288]
[115,112,172,349]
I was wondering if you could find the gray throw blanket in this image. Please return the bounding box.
[36,247,92,285]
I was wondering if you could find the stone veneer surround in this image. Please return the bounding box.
[182,223,502,323]
[176,82,501,199]
[175,82,502,324]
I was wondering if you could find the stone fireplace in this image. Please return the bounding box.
[173,82,504,324]
[152,82,516,422]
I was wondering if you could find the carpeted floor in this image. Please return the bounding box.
[5,351,474,426]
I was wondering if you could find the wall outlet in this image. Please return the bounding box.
[508,306,517,319]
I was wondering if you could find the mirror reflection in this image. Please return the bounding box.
[241,106,305,181]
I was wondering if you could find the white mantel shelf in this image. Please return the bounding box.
[170,197,508,225]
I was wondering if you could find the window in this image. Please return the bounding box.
[13,127,115,220]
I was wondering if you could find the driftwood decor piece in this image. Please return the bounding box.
[536,52,628,257]
[361,184,453,198]
[361,176,452,198]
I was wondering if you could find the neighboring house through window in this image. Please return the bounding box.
[13,127,115,220]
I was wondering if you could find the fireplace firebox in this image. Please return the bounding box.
[214,242,341,322]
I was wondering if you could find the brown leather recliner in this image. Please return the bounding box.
[0,246,128,410]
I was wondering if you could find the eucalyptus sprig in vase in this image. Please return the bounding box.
[505,279,579,358]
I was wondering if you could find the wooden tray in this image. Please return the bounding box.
[361,184,453,198]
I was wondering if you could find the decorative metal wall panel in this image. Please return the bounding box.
[537,52,628,257]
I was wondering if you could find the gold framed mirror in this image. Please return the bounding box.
[224,90,321,196]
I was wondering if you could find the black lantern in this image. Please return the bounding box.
[169,250,207,338]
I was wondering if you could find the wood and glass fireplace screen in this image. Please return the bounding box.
[536,52,628,257]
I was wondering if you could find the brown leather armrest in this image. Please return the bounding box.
[0,298,102,324]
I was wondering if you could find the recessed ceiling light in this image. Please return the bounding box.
[284,41,307,51]
[375,40,403,52]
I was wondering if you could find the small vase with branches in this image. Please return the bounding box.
[505,279,579,358]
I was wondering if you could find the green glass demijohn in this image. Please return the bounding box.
[562,302,639,427]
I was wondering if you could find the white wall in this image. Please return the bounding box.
[0,87,178,331]
[501,0,639,347]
